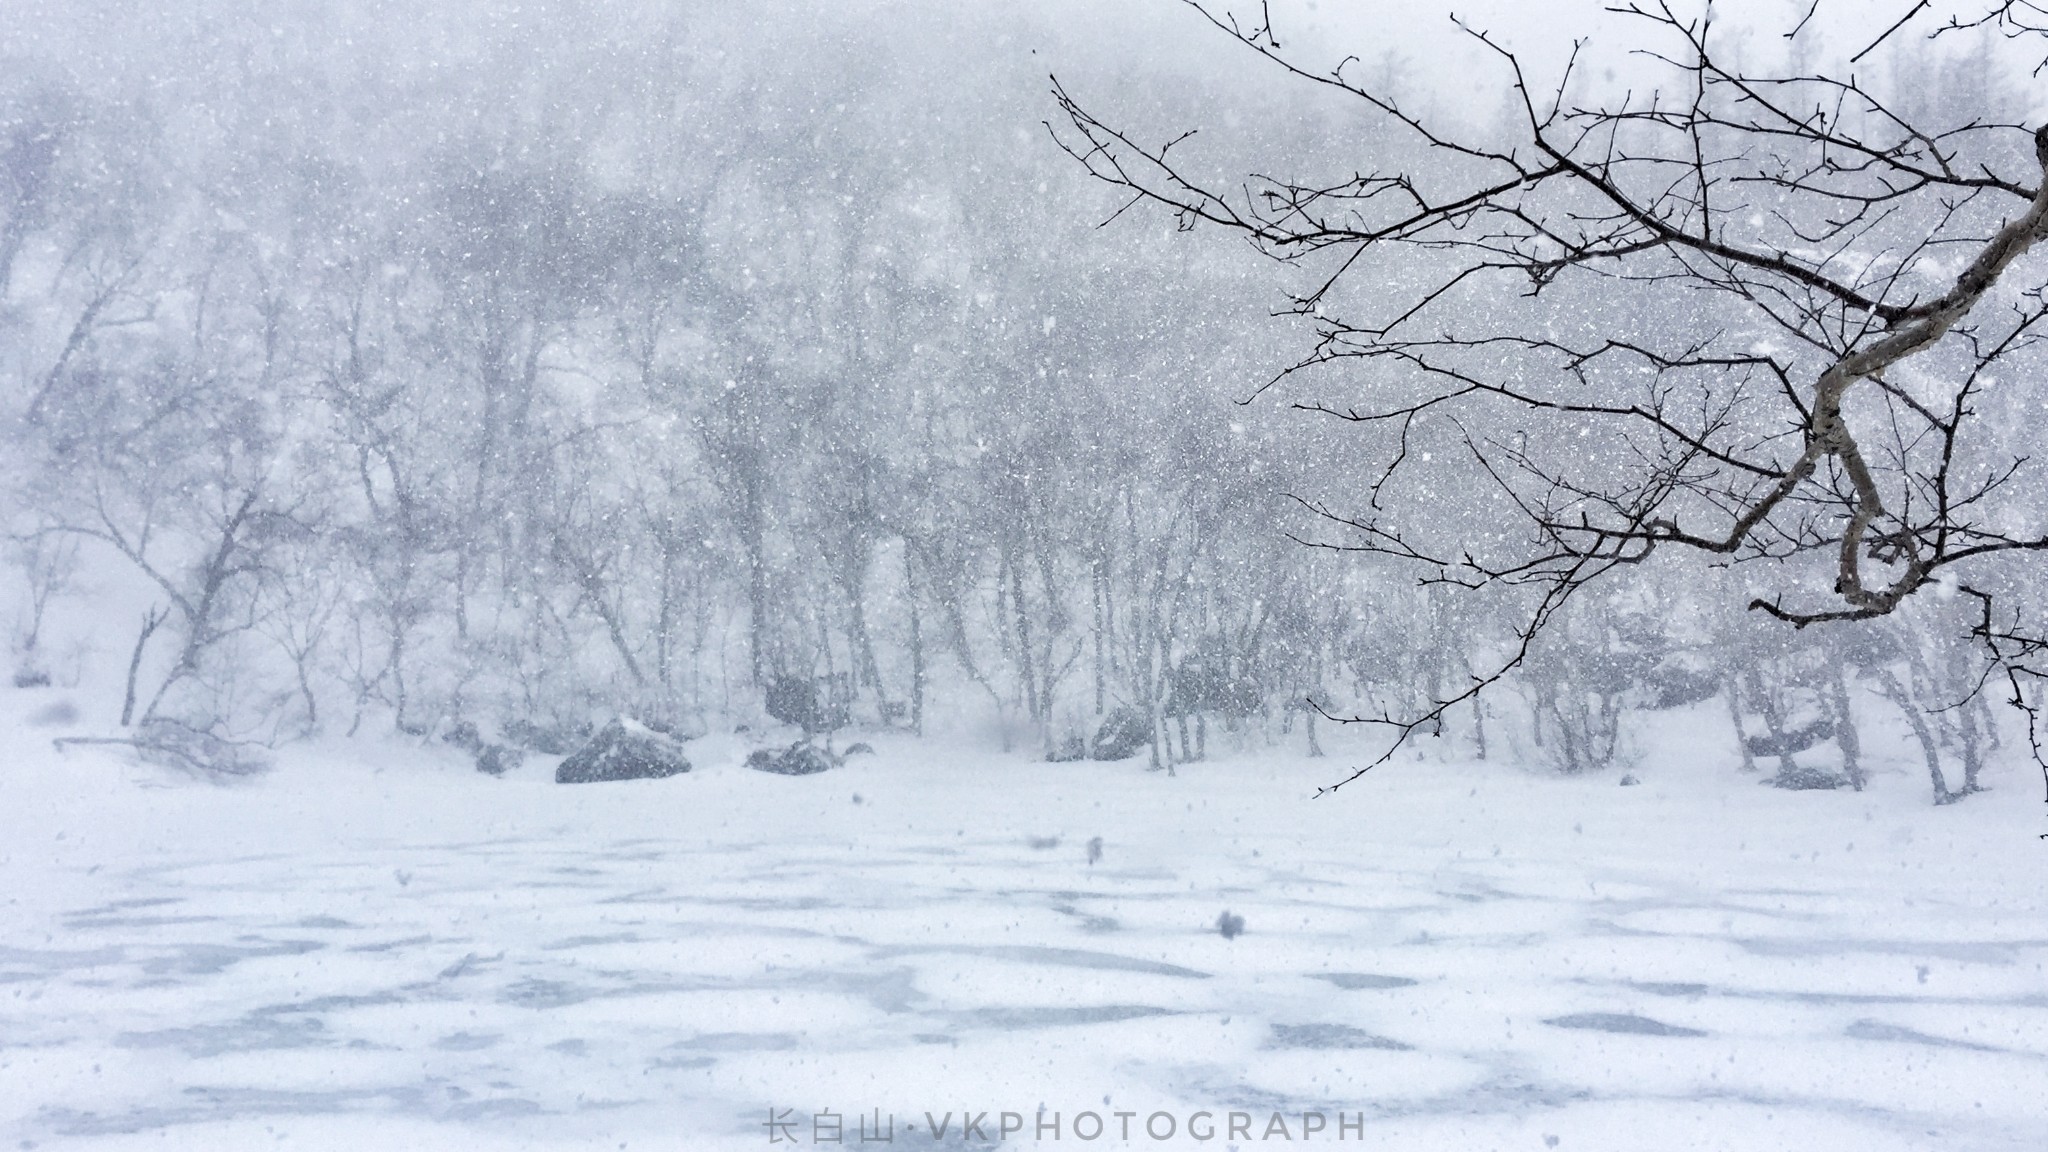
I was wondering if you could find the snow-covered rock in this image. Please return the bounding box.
[747,741,835,775]
[1090,706,1150,760]
[554,718,690,783]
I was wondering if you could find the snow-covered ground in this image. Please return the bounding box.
[5,688,2046,1152]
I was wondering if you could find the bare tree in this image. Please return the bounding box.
[4,531,77,685]
[1052,1,2048,791]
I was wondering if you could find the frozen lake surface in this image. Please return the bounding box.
[5,702,2046,1151]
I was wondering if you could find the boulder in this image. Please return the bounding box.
[1047,733,1087,763]
[28,700,79,728]
[1762,764,1846,791]
[1090,706,1151,761]
[1745,715,1834,759]
[765,675,849,736]
[475,743,524,776]
[555,719,690,784]
[636,713,689,738]
[748,742,836,776]
[442,718,484,753]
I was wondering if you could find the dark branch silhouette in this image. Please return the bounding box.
[1051,0,2048,788]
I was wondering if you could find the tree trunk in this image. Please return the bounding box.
[744,497,768,687]
[1827,663,1864,790]
[1471,693,1488,761]
[906,546,925,736]
[121,607,167,727]
[1724,677,1757,773]
[1876,669,1954,804]
[1004,548,1041,725]
[1091,558,1106,716]
[655,545,677,690]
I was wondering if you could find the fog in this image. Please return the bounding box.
[5,3,2048,1144]
[5,0,2046,774]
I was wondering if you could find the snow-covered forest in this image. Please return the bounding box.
[4,0,2044,794]
[5,1,2047,1149]
[1,0,1345,771]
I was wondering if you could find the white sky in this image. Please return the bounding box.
[1156,0,2048,118]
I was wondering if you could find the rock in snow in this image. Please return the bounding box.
[1090,706,1151,761]
[1762,764,1847,791]
[474,744,524,776]
[555,719,691,784]
[748,742,836,776]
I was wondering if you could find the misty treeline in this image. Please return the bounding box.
[0,2,2017,800]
